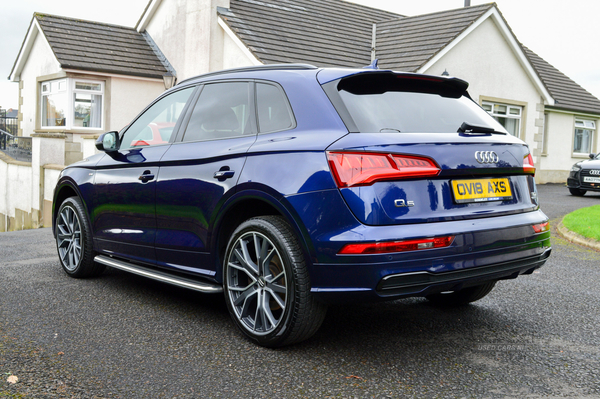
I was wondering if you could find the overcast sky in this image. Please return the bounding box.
[1,0,599,111]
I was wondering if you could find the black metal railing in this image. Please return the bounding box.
[0,110,18,136]
[0,129,32,163]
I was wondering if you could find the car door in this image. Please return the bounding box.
[92,86,196,264]
[154,81,257,276]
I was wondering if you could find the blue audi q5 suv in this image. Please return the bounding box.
[53,64,551,347]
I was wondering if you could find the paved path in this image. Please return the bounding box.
[1,183,600,398]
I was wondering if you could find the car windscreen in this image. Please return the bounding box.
[323,72,508,134]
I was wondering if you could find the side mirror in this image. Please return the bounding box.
[589,153,596,160]
[96,131,119,153]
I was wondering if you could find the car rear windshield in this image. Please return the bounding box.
[322,72,507,134]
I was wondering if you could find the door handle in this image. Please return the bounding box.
[213,170,235,180]
[138,171,155,183]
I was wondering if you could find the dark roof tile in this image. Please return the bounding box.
[35,13,168,79]
[523,46,600,115]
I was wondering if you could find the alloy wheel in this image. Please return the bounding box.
[226,231,287,336]
[57,205,82,272]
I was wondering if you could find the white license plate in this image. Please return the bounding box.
[583,176,600,183]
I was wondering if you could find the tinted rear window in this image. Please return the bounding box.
[324,73,507,134]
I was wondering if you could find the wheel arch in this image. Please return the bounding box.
[52,179,86,238]
[211,189,316,284]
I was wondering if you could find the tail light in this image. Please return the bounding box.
[338,236,455,255]
[523,153,535,175]
[327,152,441,188]
[532,222,549,233]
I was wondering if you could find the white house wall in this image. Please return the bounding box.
[423,18,542,157]
[19,31,61,137]
[537,111,596,183]
[145,0,229,81]
[109,76,164,132]
[222,28,257,70]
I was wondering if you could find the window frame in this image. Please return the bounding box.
[573,117,596,156]
[40,77,105,130]
[481,100,523,138]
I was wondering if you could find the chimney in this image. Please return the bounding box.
[464,0,471,6]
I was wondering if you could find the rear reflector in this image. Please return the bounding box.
[338,236,455,255]
[523,153,535,175]
[532,222,549,233]
[327,152,440,187]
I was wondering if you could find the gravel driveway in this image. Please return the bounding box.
[1,183,599,398]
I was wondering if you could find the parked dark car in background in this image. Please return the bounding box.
[53,64,551,347]
[567,153,600,196]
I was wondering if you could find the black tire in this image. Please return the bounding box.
[223,216,327,347]
[569,188,587,196]
[426,281,496,306]
[55,197,105,278]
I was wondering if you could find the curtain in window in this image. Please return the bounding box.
[90,94,102,128]
[574,128,591,153]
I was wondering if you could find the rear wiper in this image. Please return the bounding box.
[457,122,506,135]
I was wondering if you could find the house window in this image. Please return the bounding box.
[41,78,104,129]
[573,119,595,154]
[482,101,522,137]
[41,79,67,127]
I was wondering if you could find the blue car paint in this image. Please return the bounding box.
[53,66,550,304]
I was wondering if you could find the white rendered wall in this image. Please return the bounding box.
[145,0,230,80]
[44,167,63,203]
[0,158,33,225]
[19,31,61,137]
[109,77,164,132]
[221,27,257,70]
[536,111,600,183]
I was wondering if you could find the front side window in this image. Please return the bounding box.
[482,101,522,137]
[120,87,194,150]
[41,78,104,129]
[573,119,596,154]
[182,82,252,142]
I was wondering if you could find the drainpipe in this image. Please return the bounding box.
[464,0,471,6]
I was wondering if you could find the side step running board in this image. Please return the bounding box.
[94,255,223,294]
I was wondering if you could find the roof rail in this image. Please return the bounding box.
[177,64,319,86]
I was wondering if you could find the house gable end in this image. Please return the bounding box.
[413,6,553,105]
[9,17,59,82]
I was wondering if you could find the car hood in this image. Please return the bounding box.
[578,159,600,169]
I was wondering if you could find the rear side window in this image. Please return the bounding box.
[256,83,295,133]
[324,73,507,134]
[183,82,253,142]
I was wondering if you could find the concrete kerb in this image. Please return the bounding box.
[557,219,600,252]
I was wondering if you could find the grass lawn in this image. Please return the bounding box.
[562,204,600,241]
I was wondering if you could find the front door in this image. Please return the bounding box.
[92,86,196,264]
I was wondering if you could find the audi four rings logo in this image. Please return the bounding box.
[589,170,600,175]
[475,151,499,164]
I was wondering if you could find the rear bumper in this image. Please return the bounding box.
[376,248,550,297]
[285,189,551,304]
[305,210,551,304]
